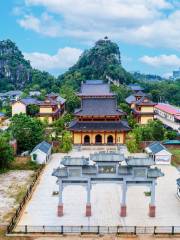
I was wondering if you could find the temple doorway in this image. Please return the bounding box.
[84,135,90,144]
[107,135,113,144]
[95,134,102,144]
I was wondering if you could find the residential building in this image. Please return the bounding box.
[30,141,52,164]
[38,93,66,124]
[0,90,22,101]
[11,92,66,123]
[126,91,155,124]
[69,80,131,145]
[145,142,172,165]
[128,83,144,93]
[12,98,38,116]
[154,103,180,132]
[132,97,156,124]
[0,112,5,125]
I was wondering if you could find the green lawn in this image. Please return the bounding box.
[170,149,180,167]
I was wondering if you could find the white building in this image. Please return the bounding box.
[155,103,180,133]
[30,141,52,164]
[12,98,38,116]
[145,142,172,165]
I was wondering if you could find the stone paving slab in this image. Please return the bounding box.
[16,149,180,228]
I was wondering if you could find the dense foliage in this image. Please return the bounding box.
[140,79,180,106]
[58,38,134,89]
[10,113,45,153]
[126,120,177,152]
[0,132,14,170]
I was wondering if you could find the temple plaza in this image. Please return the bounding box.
[15,146,180,230]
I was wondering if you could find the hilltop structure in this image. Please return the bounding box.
[69,80,130,145]
[126,88,155,124]
[12,92,66,123]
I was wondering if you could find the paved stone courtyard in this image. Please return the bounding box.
[16,147,180,228]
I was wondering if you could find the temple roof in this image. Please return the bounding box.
[61,156,89,166]
[125,95,136,104]
[90,152,125,162]
[128,84,144,91]
[52,167,68,178]
[75,98,124,116]
[126,157,155,166]
[19,98,39,105]
[135,96,155,106]
[134,91,147,97]
[78,81,115,97]
[147,168,164,178]
[69,120,131,131]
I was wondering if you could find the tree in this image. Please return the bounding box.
[119,102,131,115]
[60,84,80,113]
[126,133,139,153]
[52,118,65,140]
[60,131,72,153]
[0,134,14,169]
[148,120,165,141]
[165,130,177,140]
[26,104,39,117]
[10,113,45,153]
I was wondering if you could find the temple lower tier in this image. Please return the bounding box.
[69,120,131,145]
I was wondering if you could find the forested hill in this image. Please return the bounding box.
[58,38,134,89]
[0,39,56,92]
[0,39,32,91]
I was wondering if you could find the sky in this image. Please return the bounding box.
[0,0,180,77]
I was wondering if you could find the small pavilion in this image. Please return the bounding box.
[52,152,164,218]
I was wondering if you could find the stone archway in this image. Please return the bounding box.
[95,134,102,144]
[107,135,113,144]
[84,135,90,144]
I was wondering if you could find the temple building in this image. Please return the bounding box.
[69,80,131,145]
[126,91,155,124]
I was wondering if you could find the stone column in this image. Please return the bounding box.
[120,181,127,217]
[57,179,63,217]
[86,180,91,217]
[149,181,156,217]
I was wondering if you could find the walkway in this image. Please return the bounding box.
[16,149,180,228]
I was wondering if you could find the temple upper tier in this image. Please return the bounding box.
[69,80,131,145]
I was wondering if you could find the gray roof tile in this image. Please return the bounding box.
[61,156,89,166]
[147,168,164,178]
[125,95,136,104]
[31,141,52,154]
[126,157,155,166]
[147,142,167,154]
[75,98,124,116]
[69,120,131,131]
[90,152,124,162]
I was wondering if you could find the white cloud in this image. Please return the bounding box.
[18,13,60,37]
[23,47,83,71]
[16,0,180,50]
[140,54,180,67]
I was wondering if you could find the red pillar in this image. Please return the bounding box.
[57,204,63,217]
[86,204,91,217]
[120,205,127,217]
[149,205,156,217]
